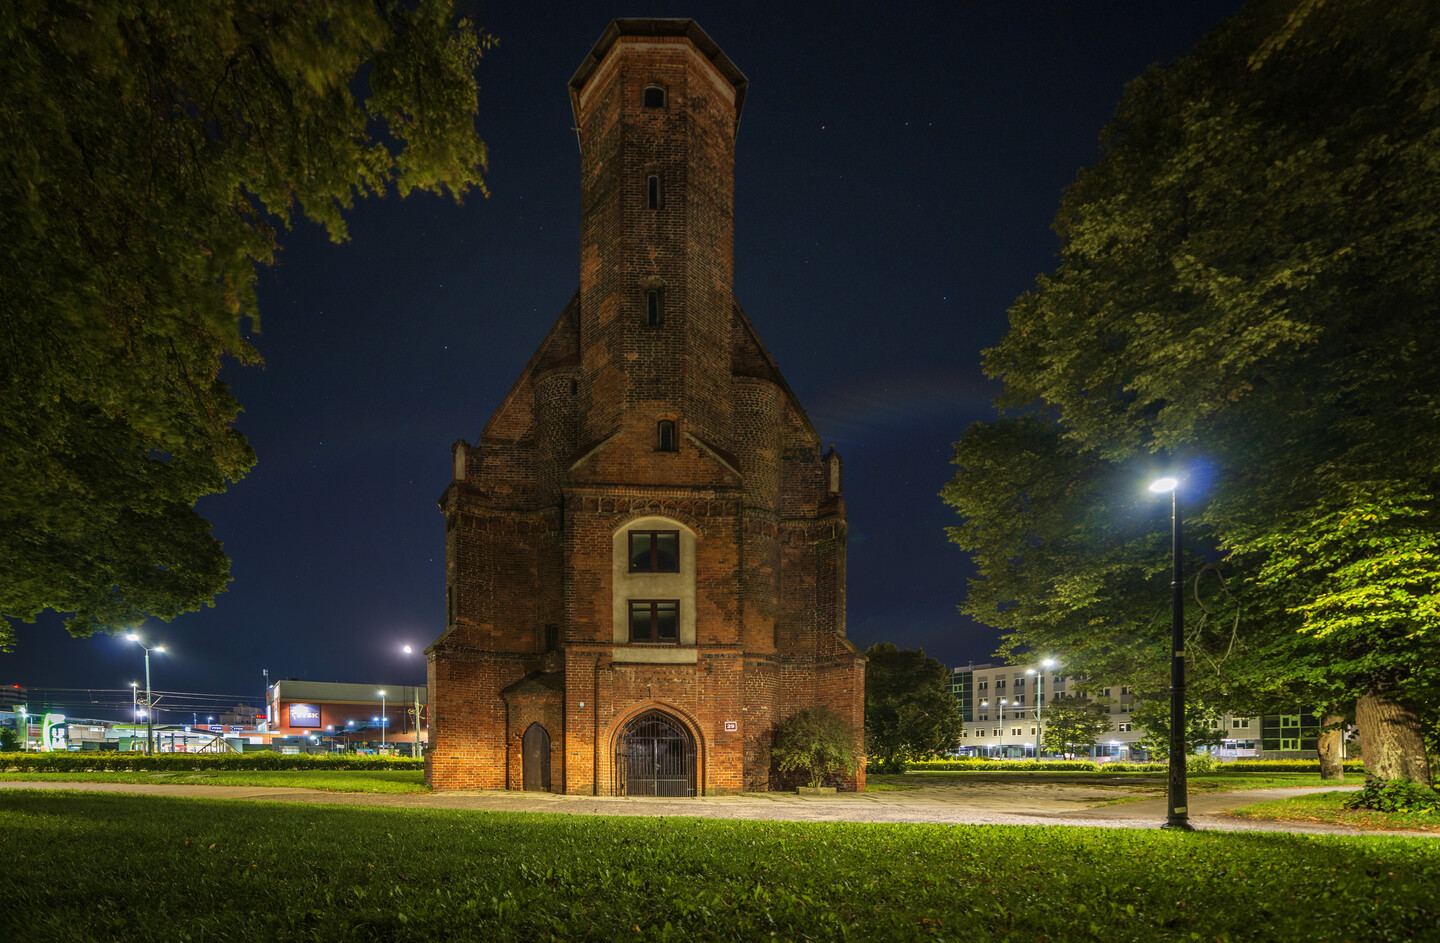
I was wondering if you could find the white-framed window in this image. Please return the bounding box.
[1118,722,1133,732]
[1232,718,1250,729]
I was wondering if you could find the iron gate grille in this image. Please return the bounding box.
[617,710,695,797]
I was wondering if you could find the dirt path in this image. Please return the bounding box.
[2,778,1410,836]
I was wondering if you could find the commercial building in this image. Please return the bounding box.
[943,662,1320,760]
[267,680,427,752]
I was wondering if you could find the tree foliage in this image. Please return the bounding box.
[1040,695,1113,758]
[942,0,1439,780]
[1131,697,1226,760]
[0,1,491,648]
[772,705,860,789]
[863,643,963,766]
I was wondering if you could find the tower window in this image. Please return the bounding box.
[629,530,679,572]
[647,174,661,210]
[643,85,666,109]
[630,600,679,642]
[646,289,662,327]
[656,420,677,452]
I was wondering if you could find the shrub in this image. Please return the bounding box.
[0,752,423,773]
[1187,753,1218,773]
[1343,779,1440,814]
[772,706,860,788]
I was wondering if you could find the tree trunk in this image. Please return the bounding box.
[1317,710,1345,781]
[1355,691,1430,784]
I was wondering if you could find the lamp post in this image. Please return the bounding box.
[1148,475,1192,831]
[126,633,164,755]
[982,698,1008,758]
[1027,658,1057,762]
[378,690,387,749]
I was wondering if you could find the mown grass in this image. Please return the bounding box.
[2,791,1436,942]
[1230,790,1440,834]
[0,769,427,793]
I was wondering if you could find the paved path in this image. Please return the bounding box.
[4,779,1425,837]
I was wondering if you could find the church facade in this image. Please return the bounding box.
[425,19,865,795]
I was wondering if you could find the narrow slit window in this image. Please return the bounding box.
[643,85,666,109]
[646,290,662,327]
[656,420,677,452]
[647,174,661,210]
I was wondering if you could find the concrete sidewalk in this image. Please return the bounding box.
[3,779,1421,837]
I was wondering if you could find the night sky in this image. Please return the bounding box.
[5,1,1248,720]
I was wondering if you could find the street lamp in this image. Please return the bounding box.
[126,633,165,755]
[1149,475,1192,830]
[378,690,386,749]
[1027,658,1057,762]
[982,698,1008,758]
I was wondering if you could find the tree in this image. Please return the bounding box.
[772,706,860,789]
[863,643,963,768]
[1040,695,1113,759]
[0,1,491,648]
[1131,697,1225,760]
[943,0,1439,782]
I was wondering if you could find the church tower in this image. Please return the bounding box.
[426,19,864,796]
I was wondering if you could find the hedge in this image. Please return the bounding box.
[1224,759,1366,773]
[0,752,423,773]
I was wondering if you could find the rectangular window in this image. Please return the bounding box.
[1015,678,1025,689]
[1281,715,1300,728]
[996,680,1006,690]
[1011,728,1021,737]
[647,174,661,209]
[1103,687,1112,697]
[1232,718,1250,729]
[1280,738,1299,750]
[1118,723,1133,732]
[629,600,679,642]
[1120,686,1130,695]
[1014,695,1025,705]
[993,729,1001,737]
[978,681,988,691]
[646,289,662,327]
[629,530,679,572]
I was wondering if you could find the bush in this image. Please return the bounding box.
[0,752,422,773]
[904,759,1105,772]
[1187,753,1218,773]
[1343,779,1440,814]
[866,756,908,774]
[772,706,860,788]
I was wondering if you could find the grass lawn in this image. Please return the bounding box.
[3,791,1437,942]
[0,768,427,793]
[1230,790,1440,834]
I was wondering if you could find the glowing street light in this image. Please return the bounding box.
[126,633,165,755]
[1149,474,1192,831]
[1028,658,1058,761]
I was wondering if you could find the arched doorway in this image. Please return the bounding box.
[522,723,551,791]
[616,710,695,796]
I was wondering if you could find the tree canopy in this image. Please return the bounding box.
[1040,695,1113,758]
[0,1,490,648]
[942,0,1440,781]
[863,643,963,768]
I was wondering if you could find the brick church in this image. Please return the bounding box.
[425,19,865,795]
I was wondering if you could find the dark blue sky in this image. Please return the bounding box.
[6,1,1247,717]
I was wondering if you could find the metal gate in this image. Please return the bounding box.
[617,710,695,797]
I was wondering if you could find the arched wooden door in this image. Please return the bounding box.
[522,723,551,791]
[616,710,695,796]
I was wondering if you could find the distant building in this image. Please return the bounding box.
[426,19,865,796]
[267,680,427,749]
[942,662,1309,760]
